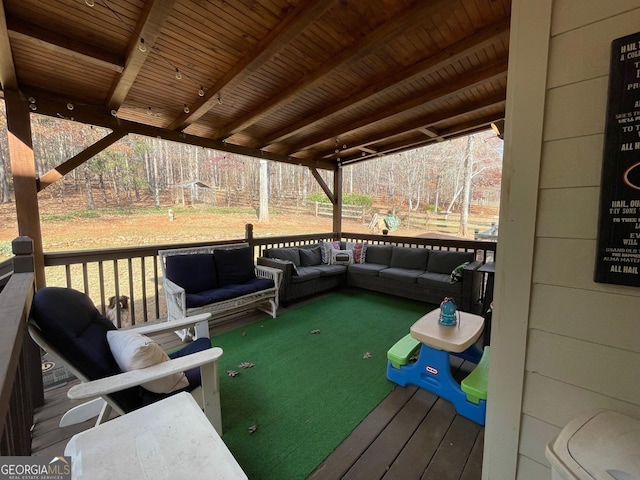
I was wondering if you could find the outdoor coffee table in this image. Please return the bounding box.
[387,308,488,424]
[64,392,247,480]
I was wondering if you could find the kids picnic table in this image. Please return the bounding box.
[386,309,490,425]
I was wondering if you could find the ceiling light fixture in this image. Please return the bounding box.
[138,38,147,53]
[198,86,205,97]
[66,103,74,111]
[85,0,95,6]
[183,104,190,114]
[175,68,182,80]
[147,106,152,115]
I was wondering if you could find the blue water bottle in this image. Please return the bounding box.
[439,297,458,326]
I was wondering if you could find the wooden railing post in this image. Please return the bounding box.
[245,223,254,244]
[12,237,44,408]
[12,237,35,274]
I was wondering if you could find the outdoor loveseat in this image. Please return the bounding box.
[257,242,482,312]
[160,242,282,341]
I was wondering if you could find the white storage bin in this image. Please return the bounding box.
[545,410,640,480]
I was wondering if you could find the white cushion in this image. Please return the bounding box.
[330,249,354,265]
[107,331,189,393]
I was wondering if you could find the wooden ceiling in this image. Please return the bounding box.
[0,0,510,171]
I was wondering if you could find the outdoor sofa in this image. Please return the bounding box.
[257,242,482,312]
[159,242,282,341]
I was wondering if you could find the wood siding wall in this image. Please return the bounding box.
[501,2,640,479]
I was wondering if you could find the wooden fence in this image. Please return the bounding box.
[311,202,367,222]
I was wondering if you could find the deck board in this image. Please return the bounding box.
[30,303,485,479]
[382,397,458,479]
[342,387,439,480]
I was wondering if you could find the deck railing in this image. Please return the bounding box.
[0,227,496,455]
[0,237,41,456]
[40,225,497,327]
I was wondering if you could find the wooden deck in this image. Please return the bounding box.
[30,308,484,480]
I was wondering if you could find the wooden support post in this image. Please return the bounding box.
[4,90,45,288]
[333,165,342,237]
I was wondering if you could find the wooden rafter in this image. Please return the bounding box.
[37,130,127,191]
[169,0,336,131]
[25,88,336,171]
[7,17,124,73]
[353,114,501,164]
[309,167,335,205]
[212,0,452,140]
[339,100,505,164]
[0,0,17,90]
[290,60,508,156]
[262,16,510,147]
[106,0,177,113]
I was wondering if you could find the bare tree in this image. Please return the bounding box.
[259,159,269,221]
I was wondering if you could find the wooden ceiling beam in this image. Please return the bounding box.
[358,147,378,154]
[341,118,498,166]
[27,88,335,171]
[7,17,124,73]
[309,167,335,204]
[418,127,439,138]
[327,94,506,162]
[213,0,452,140]
[106,0,177,113]
[262,16,510,146]
[0,0,17,90]
[169,0,335,131]
[289,60,508,155]
[37,130,127,191]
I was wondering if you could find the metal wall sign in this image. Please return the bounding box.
[595,31,640,286]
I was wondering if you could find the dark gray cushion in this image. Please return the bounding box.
[299,246,322,266]
[390,247,429,270]
[314,264,348,276]
[418,272,463,296]
[291,266,322,283]
[364,245,392,265]
[379,267,424,283]
[348,263,387,276]
[427,250,474,274]
[268,247,301,266]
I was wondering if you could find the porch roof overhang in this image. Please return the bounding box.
[0,0,510,171]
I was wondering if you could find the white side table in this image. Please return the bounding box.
[64,392,247,480]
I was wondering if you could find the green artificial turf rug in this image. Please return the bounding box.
[214,289,434,480]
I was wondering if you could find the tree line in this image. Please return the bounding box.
[0,101,502,233]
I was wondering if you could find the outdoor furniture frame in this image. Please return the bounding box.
[159,242,282,341]
[29,289,224,433]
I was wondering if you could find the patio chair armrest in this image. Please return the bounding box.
[255,264,283,289]
[164,277,187,321]
[130,313,211,336]
[67,347,223,401]
[464,260,483,272]
[257,257,294,278]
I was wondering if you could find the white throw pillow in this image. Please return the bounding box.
[107,330,189,393]
[330,249,354,265]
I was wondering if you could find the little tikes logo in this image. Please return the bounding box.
[0,456,71,480]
